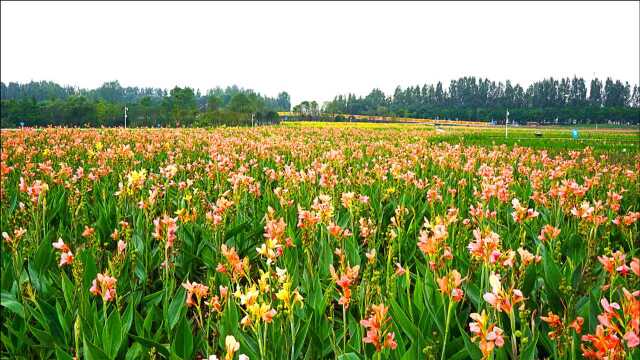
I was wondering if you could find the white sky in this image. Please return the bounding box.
[2,1,639,105]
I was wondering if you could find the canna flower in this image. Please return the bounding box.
[598,251,629,276]
[330,264,359,309]
[117,240,126,254]
[581,290,640,357]
[327,222,351,239]
[360,303,397,352]
[437,269,465,302]
[126,169,147,190]
[631,258,640,277]
[468,228,502,265]
[394,263,406,277]
[297,206,320,230]
[365,249,376,264]
[82,226,95,238]
[220,244,249,280]
[52,238,69,252]
[540,312,563,339]
[417,218,448,257]
[59,251,74,267]
[152,215,178,249]
[483,272,524,314]
[257,207,288,264]
[358,217,376,243]
[511,198,539,223]
[570,317,584,334]
[469,310,505,359]
[571,201,595,220]
[89,273,117,302]
[275,280,304,311]
[224,335,240,360]
[182,280,210,307]
[538,225,561,242]
[340,192,356,209]
[52,238,74,267]
[311,195,334,224]
[612,211,640,228]
[517,247,541,266]
[1,227,26,245]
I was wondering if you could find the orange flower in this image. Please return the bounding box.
[182,280,210,307]
[52,238,73,267]
[538,225,561,242]
[152,215,178,249]
[469,310,505,359]
[483,272,524,314]
[81,226,95,238]
[360,304,397,352]
[437,269,465,302]
[330,264,359,309]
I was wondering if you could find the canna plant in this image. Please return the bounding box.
[0,126,638,359]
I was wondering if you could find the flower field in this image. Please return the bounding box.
[1,125,639,360]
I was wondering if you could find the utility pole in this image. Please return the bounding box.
[505,108,509,139]
[124,106,128,128]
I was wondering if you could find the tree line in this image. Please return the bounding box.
[0,80,291,128]
[321,76,640,124]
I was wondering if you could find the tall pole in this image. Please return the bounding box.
[124,106,128,128]
[505,108,509,139]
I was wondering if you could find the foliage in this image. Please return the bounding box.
[322,76,640,123]
[0,81,290,128]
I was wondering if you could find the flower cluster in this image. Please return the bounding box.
[360,304,397,352]
[89,273,117,302]
[52,238,74,267]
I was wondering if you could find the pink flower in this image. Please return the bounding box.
[52,238,69,252]
[486,327,505,347]
[631,258,640,277]
[117,240,127,254]
[624,331,639,348]
[59,251,74,267]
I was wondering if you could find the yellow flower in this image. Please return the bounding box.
[239,286,259,307]
[224,335,240,360]
[258,272,270,293]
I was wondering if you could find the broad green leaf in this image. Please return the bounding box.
[83,337,110,360]
[129,334,171,358]
[1,292,25,319]
[171,318,193,360]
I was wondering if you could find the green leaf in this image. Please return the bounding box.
[520,330,539,360]
[55,346,75,360]
[103,310,122,359]
[456,315,482,360]
[171,318,193,360]
[168,287,185,331]
[130,334,171,358]
[390,299,421,345]
[124,343,144,360]
[61,272,75,310]
[81,250,98,290]
[55,300,70,343]
[83,337,110,360]
[337,353,360,360]
[542,245,563,310]
[1,292,25,319]
[144,290,163,307]
[122,301,135,340]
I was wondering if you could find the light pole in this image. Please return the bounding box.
[505,109,509,139]
[124,106,128,128]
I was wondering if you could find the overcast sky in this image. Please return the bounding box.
[2,1,639,105]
